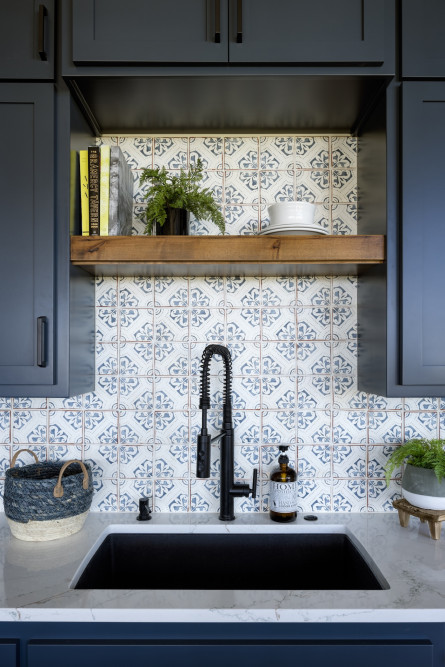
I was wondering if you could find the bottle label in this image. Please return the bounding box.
[270,481,298,513]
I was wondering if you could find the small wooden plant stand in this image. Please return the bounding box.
[393,498,445,540]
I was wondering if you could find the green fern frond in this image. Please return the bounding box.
[384,438,445,486]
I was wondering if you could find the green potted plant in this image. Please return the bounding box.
[140,159,225,236]
[385,438,445,510]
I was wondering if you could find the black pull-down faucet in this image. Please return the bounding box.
[196,344,258,521]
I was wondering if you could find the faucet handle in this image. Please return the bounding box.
[249,468,258,499]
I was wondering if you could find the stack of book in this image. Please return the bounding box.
[79,145,133,236]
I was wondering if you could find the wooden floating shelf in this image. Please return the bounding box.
[70,234,386,277]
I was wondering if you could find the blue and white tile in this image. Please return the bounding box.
[154,342,189,376]
[332,445,366,478]
[297,374,332,410]
[154,277,189,307]
[296,170,330,203]
[226,276,260,307]
[154,410,189,445]
[154,308,189,341]
[332,170,357,203]
[405,411,438,440]
[95,308,118,342]
[84,411,118,444]
[233,445,260,479]
[120,343,154,376]
[333,410,367,444]
[332,340,357,375]
[119,479,153,512]
[333,376,368,410]
[332,203,357,235]
[261,375,296,410]
[153,376,189,411]
[367,479,401,512]
[368,393,403,411]
[261,277,296,307]
[133,169,152,203]
[0,445,10,476]
[155,478,190,512]
[189,276,224,307]
[259,170,294,209]
[331,136,357,169]
[119,308,154,342]
[367,444,399,479]
[234,496,260,513]
[233,376,261,410]
[190,308,225,342]
[261,341,296,376]
[298,478,332,513]
[96,342,118,375]
[84,444,118,480]
[297,444,331,478]
[119,276,154,307]
[259,136,294,170]
[119,137,153,170]
[332,479,367,512]
[153,138,188,169]
[404,397,438,411]
[47,393,82,410]
[119,376,153,411]
[49,411,83,443]
[189,137,223,170]
[232,410,261,444]
[297,307,331,340]
[95,277,117,307]
[332,308,357,340]
[228,342,260,376]
[90,485,118,512]
[297,410,331,444]
[332,276,356,306]
[48,444,82,462]
[119,410,154,444]
[132,204,147,236]
[154,443,189,478]
[227,308,261,341]
[368,411,403,444]
[312,202,330,232]
[297,276,331,306]
[0,412,11,444]
[224,170,259,205]
[224,137,259,170]
[294,137,329,169]
[297,341,331,375]
[189,479,220,512]
[0,398,12,409]
[12,411,47,444]
[223,205,259,235]
[261,308,296,340]
[262,410,296,444]
[10,445,47,464]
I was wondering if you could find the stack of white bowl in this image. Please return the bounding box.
[260,201,327,235]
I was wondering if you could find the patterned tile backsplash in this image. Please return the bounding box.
[0,135,441,514]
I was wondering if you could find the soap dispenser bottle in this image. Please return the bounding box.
[269,445,297,523]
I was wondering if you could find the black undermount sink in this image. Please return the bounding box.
[73,531,388,591]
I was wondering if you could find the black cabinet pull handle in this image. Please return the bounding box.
[236,0,243,43]
[37,316,47,368]
[38,4,48,61]
[214,0,221,43]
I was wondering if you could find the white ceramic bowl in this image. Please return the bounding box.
[268,201,316,228]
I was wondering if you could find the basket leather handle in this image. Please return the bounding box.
[11,449,39,467]
[53,460,89,498]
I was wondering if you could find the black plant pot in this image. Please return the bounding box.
[155,207,190,235]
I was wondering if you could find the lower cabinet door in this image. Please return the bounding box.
[0,641,17,667]
[28,640,433,667]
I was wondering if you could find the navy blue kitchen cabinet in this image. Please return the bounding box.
[72,0,386,66]
[402,0,445,77]
[0,622,442,667]
[0,0,54,79]
[0,641,17,667]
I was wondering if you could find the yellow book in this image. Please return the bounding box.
[79,150,89,236]
[99,145,111,236]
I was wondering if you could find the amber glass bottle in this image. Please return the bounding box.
[269,446,297,522]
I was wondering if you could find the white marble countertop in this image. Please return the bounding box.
[0,510,444,623]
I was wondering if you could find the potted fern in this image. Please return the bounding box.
[140,159,225,236]
[385,438,445,510]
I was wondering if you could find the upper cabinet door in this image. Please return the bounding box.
[0,0,54,79]
[402,0,445,77]
[72,0,229,63]
[401,82,445,387]
[0,84,55,391]
[229,0,386,64]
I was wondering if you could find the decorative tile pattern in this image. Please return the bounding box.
[2,133,440,514]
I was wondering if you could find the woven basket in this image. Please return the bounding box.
[4,449,93,542]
